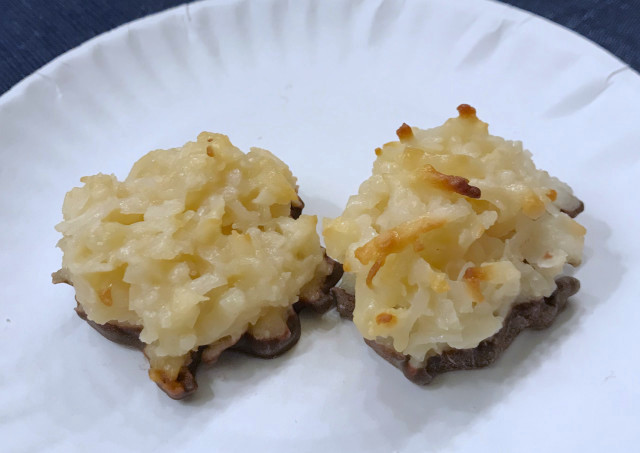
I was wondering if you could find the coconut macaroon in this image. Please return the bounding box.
[324,105,585,383]
[53,132,342,399]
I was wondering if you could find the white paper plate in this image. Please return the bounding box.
[1,0,639,451]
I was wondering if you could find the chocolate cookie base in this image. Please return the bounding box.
[332,287,356,320]
[332,276,579,385]
[75,303,303,399]
[295,254,345,314]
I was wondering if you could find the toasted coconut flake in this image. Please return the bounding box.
[376,313,397,326]
[457,104,477,118]
[355,217,447,266]
[463,267,488,303]
[418,164,481,199]
[356,217,446,287]
[396,123,414,142]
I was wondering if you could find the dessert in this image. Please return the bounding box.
[323,105,585,383]
[53,132,342,399]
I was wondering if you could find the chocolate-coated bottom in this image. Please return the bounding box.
[75,304,304,399]
[332,276,580,385]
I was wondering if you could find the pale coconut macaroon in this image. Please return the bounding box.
[53,132,342,399]
[323,105,585,384]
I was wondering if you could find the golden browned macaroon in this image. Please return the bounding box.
[53,132,342,399]
[323,105,585,383]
